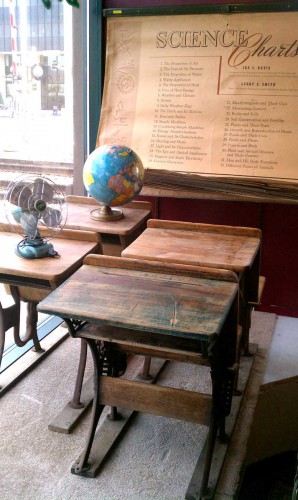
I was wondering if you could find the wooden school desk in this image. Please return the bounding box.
[47,195,151,429]
[38,254,239,499]
[122,219,262,354]
[64,196,152,256]
[0,222,101,393]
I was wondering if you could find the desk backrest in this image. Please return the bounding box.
[84,254,238,283]
[147,219,262,239]
[56,228,101,244]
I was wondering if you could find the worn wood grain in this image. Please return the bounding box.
[98,376,212,425]
[65,196,152,236]
[83,254,238,283]
[0,226,100,283]
[148,219,261,238]
[122,224,261,274]
[38,261,238,340]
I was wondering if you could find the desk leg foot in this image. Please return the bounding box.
[186,346,257,500]
[31,344,45,353]
[71,407,134,478]
[242,347,253,357]
[107,406,119,421]
[138,355,153,380]
[48,336,91,433]
[48,376,93,433]
[71,356,167,477]
[135,357,166,383]
[185,416,218,500]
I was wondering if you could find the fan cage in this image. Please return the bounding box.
[4,174,68,241]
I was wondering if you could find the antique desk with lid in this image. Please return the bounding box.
[64,196,152,256]
[38,254,239,498]
[46,195,152,429]
[122,219,262,354]
[0,222,101,393]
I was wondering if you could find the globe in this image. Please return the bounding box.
[83,144,145,220]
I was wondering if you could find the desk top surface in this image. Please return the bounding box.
[64,198,151,235]
[0,229,99,283]
[122,224,261,272]
[38,257,238,340]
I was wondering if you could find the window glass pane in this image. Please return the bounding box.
[0,0,78,373]
[0,0,74,190]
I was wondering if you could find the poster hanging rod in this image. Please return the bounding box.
[103,1,298,17]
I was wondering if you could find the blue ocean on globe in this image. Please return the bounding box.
[83,144,144,207]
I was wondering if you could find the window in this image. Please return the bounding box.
[0,1,73,172]
[0,0,102,375]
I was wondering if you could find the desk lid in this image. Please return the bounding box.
[38,255,238,340]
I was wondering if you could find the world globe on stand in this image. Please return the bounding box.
[83,144,145,220]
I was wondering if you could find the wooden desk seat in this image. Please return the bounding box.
[122,218,262,355]
[38,254,239,498]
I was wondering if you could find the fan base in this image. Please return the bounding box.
[90,206,123,221]
[16,239,58,259]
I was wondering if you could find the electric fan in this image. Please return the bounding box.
[4,174,67,259]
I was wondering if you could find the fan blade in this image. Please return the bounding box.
[42,207,62,228]
[12,206,23,223]
[33,178,54,203]
[8,184,32,208]
[20,211,40,238]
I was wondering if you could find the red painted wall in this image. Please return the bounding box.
[260,204,298,317]
[104,0,298,317]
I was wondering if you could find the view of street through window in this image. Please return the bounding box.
[0,108,74,197]
[0,0,74,199]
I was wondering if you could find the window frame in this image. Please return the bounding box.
[72,0,103,195]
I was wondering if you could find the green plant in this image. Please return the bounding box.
[42,0,80,8]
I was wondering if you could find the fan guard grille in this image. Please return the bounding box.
[4,174,67,241]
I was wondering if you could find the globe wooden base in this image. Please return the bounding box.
[90,205,123,221]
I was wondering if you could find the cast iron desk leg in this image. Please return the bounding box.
[71,337,105,475]
[69,339,88,409]
[197,325,236,498]
[25,301,43,353]
[0,287,44,369]
[0,293,20,382]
